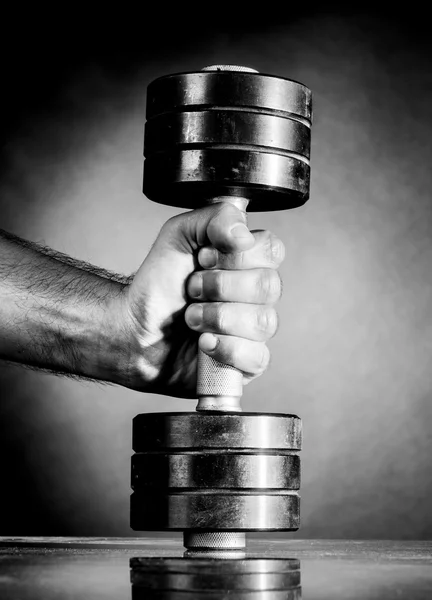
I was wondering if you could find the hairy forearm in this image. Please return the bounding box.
[0,229,133,385]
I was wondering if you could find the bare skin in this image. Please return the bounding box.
[0,203,284,398]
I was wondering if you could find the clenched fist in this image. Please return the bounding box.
[119,203,285,398]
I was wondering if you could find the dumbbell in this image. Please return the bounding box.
[131,65,312,556]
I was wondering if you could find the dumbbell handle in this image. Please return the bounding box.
[196,196,249,412]
[195,65,259,414]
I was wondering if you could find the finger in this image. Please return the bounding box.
[205,203,255,253]
[162,203,255,255]
[198,229,285,270]
[199,333,270,379]
[187,268,282,305]
[185,302,278,342]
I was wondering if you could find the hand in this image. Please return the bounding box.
[118,203,285,398]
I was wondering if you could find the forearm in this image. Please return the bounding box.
[0,229,132,385]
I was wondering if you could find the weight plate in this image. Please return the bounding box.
[143,149,309,211]
[130,491,300,531]
[131,453,300,490]
[146,71,312,122]
[130,571,300,591]
[132,413,302,452]
[144,111,310,159]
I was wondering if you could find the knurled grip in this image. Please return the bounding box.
[196,194,248,412]
[196,351,243,409]
[201,65,258,73]
[184,531,246,550]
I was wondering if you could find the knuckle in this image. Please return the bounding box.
[213,303,227,333]
[259,270,282,302]
[212,271,226,298]
[160,214,178,234]
[256,307,278,338]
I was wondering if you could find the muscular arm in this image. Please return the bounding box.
[0,229,132,385]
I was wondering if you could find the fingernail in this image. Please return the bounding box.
[188,274,202,298]
[200,333,219,352]
[186,304,203,328]
[230,224,252,240]
[199,247,217,268]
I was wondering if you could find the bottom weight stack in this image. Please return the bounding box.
[130,557,302,599]
[130,413,302,553]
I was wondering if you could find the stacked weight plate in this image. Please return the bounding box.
[130,557,302,599]
[131,412,302,552]
[143,68,312,211]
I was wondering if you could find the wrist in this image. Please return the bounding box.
[100,286,156,392]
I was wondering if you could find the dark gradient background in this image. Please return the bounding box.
[0,7,431,539]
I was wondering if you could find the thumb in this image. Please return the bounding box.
[205,202,255,253]
[167,202,255,255]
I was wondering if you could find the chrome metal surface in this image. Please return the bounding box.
[132,413,302,451]
[183,532,245,549]
[130,557,301,572]
[195,395,242,411]
[130,570,300,590]
[183,548,247,559]
[130,492,300,530]
[183,531,246,556]
[131,453,300,489]
[146,71,312,121]
[144,111,310,159]
[143,149,310,211]
[197,339,243,411]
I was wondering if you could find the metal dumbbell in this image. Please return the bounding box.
[131,65,312,556]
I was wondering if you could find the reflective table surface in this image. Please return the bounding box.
[0,537,431,599]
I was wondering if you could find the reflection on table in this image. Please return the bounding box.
[0,538,432,599]
[130,556,301,599]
